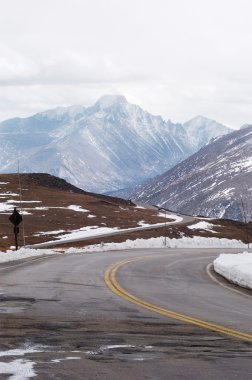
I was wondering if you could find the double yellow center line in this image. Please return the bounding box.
[104,256,252,342]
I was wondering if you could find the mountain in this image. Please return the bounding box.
[182,115,232,150]
[131,125,252,221]
[0,95,232,193]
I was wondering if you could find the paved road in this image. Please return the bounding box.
[109,250,252,338]
[29,213,194,248]
[0,248,252,379]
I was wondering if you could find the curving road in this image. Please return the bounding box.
[106,251,252,339]
[28,212,194,248]
[0,248,252,379]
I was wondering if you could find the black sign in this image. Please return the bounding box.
[9,208,23,226]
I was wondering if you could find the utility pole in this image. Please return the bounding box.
[18,161,26,246]
[160,204,168,247]
[164,207,167,247]
[240,196,249,250]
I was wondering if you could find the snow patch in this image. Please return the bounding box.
[0,359,36,380]
[188,221,219,233]
[0,345,47,357]
[34,230,66,237]
[51,356,81,363]
[0,203,14,212]
[0,192,19,197]
[67,205,89,213]
[0,345,47,380]
[137,221,150,227]
[157,212,182,220]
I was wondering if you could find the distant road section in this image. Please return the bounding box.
[29,212,194,248]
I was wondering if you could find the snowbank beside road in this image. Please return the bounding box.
[0,236,247,263]
[213,251,252,290]
[65,236,246,253]
[0,248,60,263]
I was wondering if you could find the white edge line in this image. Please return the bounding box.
[0,255,56,270]
[206,263,252,299]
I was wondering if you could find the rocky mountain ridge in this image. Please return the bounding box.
[0,95,232,193]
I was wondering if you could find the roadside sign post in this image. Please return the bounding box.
[9,208,23,251]
[159,206,168,247]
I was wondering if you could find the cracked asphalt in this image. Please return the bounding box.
[0,248,252,379]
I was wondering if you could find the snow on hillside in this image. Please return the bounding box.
[132,125,252,221]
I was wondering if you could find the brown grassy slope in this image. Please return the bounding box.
[0,173,172,250]
[0,173,251,251]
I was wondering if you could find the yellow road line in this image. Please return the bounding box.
[104,256,252,343]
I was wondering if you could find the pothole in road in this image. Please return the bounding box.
[85,344,162,362]
[82,336,252,362]
[0,296,35,314]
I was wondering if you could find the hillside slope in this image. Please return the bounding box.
[132,125,252,221]
[0,173,249,251]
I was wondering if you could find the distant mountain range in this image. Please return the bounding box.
[0,95,232,194]
[131,125,252,221]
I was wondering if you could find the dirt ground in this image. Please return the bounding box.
[0,173,251,251]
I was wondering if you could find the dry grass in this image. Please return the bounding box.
[0,173,251,251]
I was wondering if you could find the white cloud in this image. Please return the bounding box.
[0,0,252,127]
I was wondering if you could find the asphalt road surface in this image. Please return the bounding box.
[0,248,252,379]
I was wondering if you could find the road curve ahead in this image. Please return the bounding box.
[0,248,252,380]
[105,251,252,341]
[28,212,195,248]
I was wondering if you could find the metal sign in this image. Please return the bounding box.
[9,208,23,226]
[9,208,23,250]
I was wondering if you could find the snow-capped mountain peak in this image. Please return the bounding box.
[94,94,127,110]
[185,115,216,127]
[0,95,234,195]
[183,115,232,150]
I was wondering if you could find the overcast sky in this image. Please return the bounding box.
[0,0,252,128]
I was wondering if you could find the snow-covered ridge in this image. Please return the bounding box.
[0,94,232,194]
[41,105,86,120]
